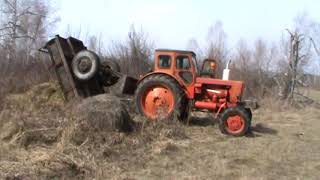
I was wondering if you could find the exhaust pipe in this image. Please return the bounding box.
[222,59,231,80]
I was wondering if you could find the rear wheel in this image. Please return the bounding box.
[101,59,120,72]
[100,60,121,86]
[135,74,186,121]
[72,50,100,81]
[218,106,251,136]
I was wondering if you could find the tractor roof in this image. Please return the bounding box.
[155,49,196,57]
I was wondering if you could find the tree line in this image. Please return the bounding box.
[0,0,319,104]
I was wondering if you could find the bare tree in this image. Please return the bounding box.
[232,39,254,96]
[252,39,272,97]
[265,13,320,103]
[87,34,104,56]
[309,19,320,61]
[186,38,203,70]
[205,21,228,78]
[0,0,58,94]
[107,25,154,77]
[0,0,57,60]
[281,15,315,101]
[186,38,203,57]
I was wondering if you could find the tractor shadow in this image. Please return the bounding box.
[187,117,215,127]
[246,123,278,138]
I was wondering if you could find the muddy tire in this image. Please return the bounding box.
[218,106,251,137]
[100,60,121,86]
[101,59,120,72]
[72,50,100,81]
[135,74,186,121]
[245,108,252,121]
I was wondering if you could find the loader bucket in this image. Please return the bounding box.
[109,75,138,96]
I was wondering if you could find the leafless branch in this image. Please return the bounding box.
[3,0,15,10]
[0,26,11,31]
[285,29,294,38]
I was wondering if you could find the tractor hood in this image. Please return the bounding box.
[195,77,245,103]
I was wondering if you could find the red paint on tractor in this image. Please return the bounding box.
[225,115,245,134]
[194,101,217,110]
[140,85,175,120]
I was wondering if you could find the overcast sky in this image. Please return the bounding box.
[55,0,320,50]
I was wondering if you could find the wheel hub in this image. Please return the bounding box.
[226,115,245,133]
[142,86,174,119]
[78,58,92,73]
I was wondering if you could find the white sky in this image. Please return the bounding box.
[55,0,320,50]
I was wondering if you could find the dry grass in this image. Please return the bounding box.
[0,83,320,179]
[0,83,188,179]
[304,88,320,102]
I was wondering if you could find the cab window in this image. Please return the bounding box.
[202,60,213,73]
[176,56,193,84]
[176,56,191,69]
[158,55,171,69]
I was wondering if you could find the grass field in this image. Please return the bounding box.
[127,107,320,179]
[0,83,320,179]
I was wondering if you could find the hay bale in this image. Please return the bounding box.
[69,94,134,145]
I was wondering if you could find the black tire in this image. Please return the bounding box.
[135,74,187,121]
[182,100,193,124]
[72,50,100,81]
[245,108,252,121]
[218,106,251,137]
[101,59,120,72]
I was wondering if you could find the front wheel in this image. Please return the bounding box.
[218,106,251,136]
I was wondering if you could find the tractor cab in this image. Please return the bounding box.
[150,50,221,98]
[153,50,218,82]
[154,49,198,86]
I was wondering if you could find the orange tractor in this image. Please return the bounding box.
[135,49,256,136]
[41,36,256,137]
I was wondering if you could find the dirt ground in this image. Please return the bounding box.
[0,83,320,179]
